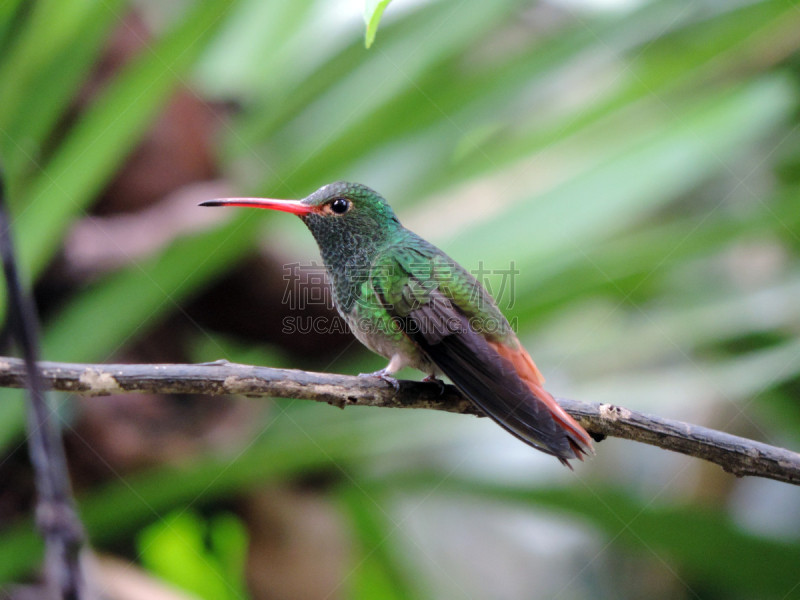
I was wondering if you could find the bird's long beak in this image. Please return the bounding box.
[199,197,314,215]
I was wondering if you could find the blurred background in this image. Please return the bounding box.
[1,0,800,598]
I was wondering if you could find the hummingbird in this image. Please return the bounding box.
[201,182,594,465]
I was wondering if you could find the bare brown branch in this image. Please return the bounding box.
[0,356,798,485]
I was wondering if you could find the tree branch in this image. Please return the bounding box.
[0,357,798,486]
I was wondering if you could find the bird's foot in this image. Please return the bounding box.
[422,374,446,395]
[359,368,400,391]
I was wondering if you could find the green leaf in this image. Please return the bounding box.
[445,77,795,273]
[208,513,249,596]
[138,511,249,600]
[0,0,26,51]
[364,0,393,48]
[42,215,262,362]
[0,1,125,185]
[12,0,237,283]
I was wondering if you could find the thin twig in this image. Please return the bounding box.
[0,175,88,598]
[0,357,798,486]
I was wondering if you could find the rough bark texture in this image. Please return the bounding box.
[1,356,798,486]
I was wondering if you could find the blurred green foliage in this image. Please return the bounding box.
[138,510,249,600]
[1,0,800,598]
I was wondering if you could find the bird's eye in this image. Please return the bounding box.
[330,197,351,214]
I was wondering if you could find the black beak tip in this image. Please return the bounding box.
[199,200,223,207]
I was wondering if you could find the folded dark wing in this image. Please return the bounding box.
[371,245,588,462]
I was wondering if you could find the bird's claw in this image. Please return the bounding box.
[423,374,446,395]
[359,369,400,391]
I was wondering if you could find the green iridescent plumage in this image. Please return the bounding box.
[299,182,514,349]
[201,181,594,464]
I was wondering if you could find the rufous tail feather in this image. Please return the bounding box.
[490,341,594,459]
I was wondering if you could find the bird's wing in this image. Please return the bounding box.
[370,240,593,464]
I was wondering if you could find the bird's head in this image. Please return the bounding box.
[200,181,402,249]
